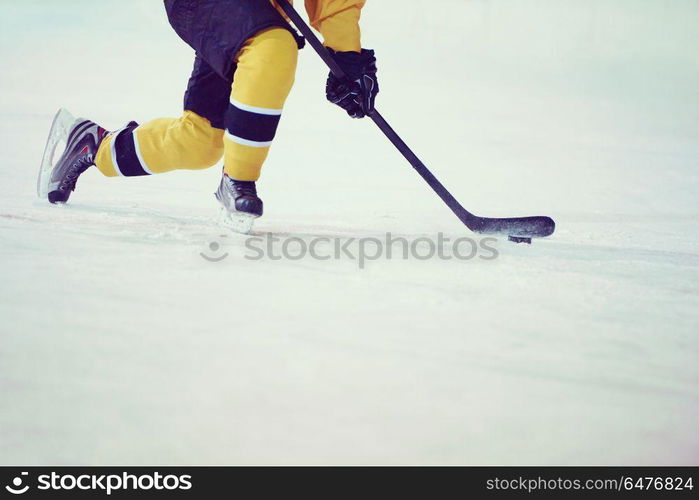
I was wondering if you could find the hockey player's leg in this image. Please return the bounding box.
[224,28,298,182]
[93,111,223,178]
[216,28,298,228]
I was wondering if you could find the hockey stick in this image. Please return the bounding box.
[278,0,555,243]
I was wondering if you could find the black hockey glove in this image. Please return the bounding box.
[326,48,379,119]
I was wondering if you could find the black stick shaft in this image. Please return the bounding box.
[367,110,476,224]
[277,0,475,227]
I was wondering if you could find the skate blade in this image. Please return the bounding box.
[37,108,77,199]
[218,208,258,235]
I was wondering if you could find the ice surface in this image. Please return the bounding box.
[0,0,697,465]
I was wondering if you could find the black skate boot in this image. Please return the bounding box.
[45,116,110,204]
[215,173,263,233]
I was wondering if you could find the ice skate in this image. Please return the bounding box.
[38,108,110,204]
[215,172,263,234]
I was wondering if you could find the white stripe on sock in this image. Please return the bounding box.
[225,131,273,148]
[230,98,283,116]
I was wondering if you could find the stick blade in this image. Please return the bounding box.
[471,215,556,239]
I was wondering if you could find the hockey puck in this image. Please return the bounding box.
[508,236,532,244]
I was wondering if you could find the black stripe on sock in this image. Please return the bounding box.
[225,104,281,143]
[114,125,149,177]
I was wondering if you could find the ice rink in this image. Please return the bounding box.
[0,0,698,464]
